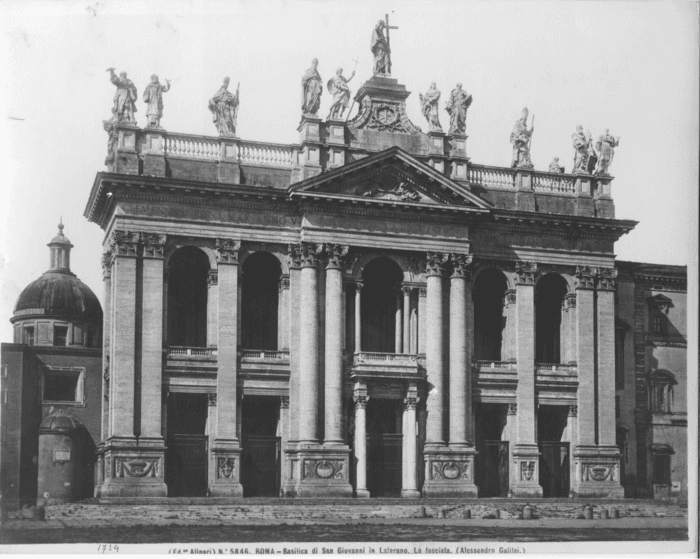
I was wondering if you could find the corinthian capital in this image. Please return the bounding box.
[110,229,140,257]
[514,261,538,285]
[215,238,241,264]
[140,232,167,258]
[299,242,324,268]
[450,253,473,278]
[575,265,597,290]
[425,252,449,277]
[324,243,349,270]
[598,267,618,291]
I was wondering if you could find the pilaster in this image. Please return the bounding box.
[447,133,469,181]
[401,385,420,498]
[353,385,370,498]
[293,116,323,181]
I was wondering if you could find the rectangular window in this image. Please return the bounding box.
[652,454,671,485]
[652,315,662,333]
[23,326,35,346]
[73,324,84,345]
[54,325,68,346]
[42,369,83,404]
[652,384,667,413]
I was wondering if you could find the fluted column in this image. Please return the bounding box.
[394,287,403,353]
[324,244,348,445]
[354,282,363,353]
[353,391,370,498]
[449,253,472,448]
[402,286,412,353]
[401,393,420,497]
[425,252,448,447]
[298,242,323,445]
[418,287,427,354]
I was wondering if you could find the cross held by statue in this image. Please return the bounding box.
[385,14,398,74]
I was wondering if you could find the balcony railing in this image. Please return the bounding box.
[240,349,290,361]
[167,346,217,357]
[536,363,577,375]
[354,352,418,365]
[468,164,578,195]
[533,171,575,194]
[474,360,518,372]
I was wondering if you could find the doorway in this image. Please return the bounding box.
[537,405,570,497]
[366,399,403,497]
[475,403,509,497]
[165,393,209,497]
[241,396,281,497]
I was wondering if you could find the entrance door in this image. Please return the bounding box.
[241,396,281,497]
[166,393,209,497]
[366,399,402,497]
[478,441,509,497]
[539,442,570,497]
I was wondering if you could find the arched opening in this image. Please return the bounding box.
[535,273,568,363]
[241,252,281,350]
[361,257,404,353]
[474,269,508,360]
[168,246,209,347]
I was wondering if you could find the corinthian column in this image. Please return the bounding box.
[298,242,323,445]
[324,243,349,445]
[425,251,448,447]
[402,285,412,353]
[449,253,472,448]
[354,282,363,352]
[353,390,370,498]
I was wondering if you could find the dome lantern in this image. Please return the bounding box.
[47,218,74,273]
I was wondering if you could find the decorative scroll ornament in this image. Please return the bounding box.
[215,238,241,264]
[563,293,577,310]
[354,395,368,409]
[280,396,290,409]
[355,180,422,202]
[568,405,578,417]
[514,261,538,285]
[304,460,345,480]
[115,457,159,478]
[217,457,236,479]
[403,397,417,410]
[207,393,217,406]
[582,463,616,482]
[504,290,517,306]
[450,253,473,278]
[347,98,422,135]
[598,267,618,291]
[287,243,303,269]
[508,403,518,415]
[207,270,219,287]
[425,252,449,276]
[111,229,140,257]
[324,243,349,270]
[355,281,364,293]
[575,266,598,289]
[401,285,413,297]
[279,275,290,290]
[520,461,536,481]
[101,247,114,279]
[140,232,167,258]
[432,461,469,481]
[299,242,324,268]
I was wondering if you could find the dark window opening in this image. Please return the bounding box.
[361,257,403,353]
[474,269,508,360]
[652,454,671,485]
[43,371,81,402]
[23,326,35,346]
[168,247,209,347]
[241,252,281,351]
[535,274,568,364]
[53,325,68,346]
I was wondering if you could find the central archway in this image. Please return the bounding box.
[361,257,404,353]
[241,252,282,350]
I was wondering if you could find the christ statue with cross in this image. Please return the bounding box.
[371,15,397,76]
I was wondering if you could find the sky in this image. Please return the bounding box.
[0,0,698,343]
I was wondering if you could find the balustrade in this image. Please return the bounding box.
[238,140,294,168]
[536,362,577,375]
[354,352,418,365]
[240,349,290,361]
[468,165,516,189]
[165,134,219,160]
[533,172,575,194]
[167,346,217,357]
[474,360,518,371]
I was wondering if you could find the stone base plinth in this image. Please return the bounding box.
[421,446,478,498]
[400,489,421,498]
[293,446,353,498]
[209,444,243,497]
[511,444,543,498]
[572,445,624,498]
[97,440,167,498]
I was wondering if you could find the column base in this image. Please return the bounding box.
[571,445,624,498]
[208,441,243,498]
[355,489,371,499]
[421,446,478,498]
[97,439,168,498]
[511,444,543,498]
[401,489,421,498]
[293,445,353,498]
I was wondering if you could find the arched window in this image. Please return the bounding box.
[474,269,508,361]
[535,273,568,364]
[241,252,281,350]
[361,257,403,353]
[649,370,676,414]
[167,247,209,347]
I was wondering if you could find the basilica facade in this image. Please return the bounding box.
[1,47,688,506]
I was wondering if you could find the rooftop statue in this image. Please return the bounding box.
[419,82,442,132]
[548,157,565,173]
[301,58,323,117]
[371,19,391,76]
[107,68,138,124]
[327,67,355,120]
[445,83,472,136]
[572,125,595,174]
[209,77,240,137]
[143,74,171,128]
[510,107,534,169]
[594,129,620,176]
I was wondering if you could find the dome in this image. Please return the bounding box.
[12,271,102,322]
[39,411,86,435]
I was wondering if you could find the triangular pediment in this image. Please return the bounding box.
[290,147,492,211]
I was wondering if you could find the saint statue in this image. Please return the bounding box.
[142,74,171,128]
[107,68,137,124]
[548,157,565,174]
[510,107,534,169]
[301,58,323,117]
[419,82,442,132]
[327,67,355,120]
[594,129,620,176]
[209,77,240,137]
[445,83,472,136]
[572,125,594,174]
[371,20,391,76]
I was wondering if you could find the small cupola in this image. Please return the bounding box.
[47,219,74,273]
